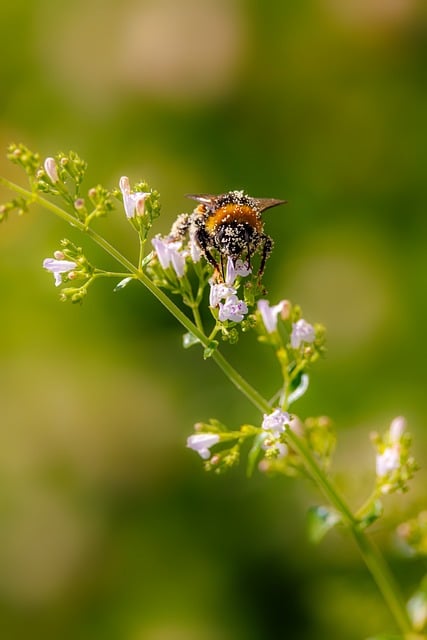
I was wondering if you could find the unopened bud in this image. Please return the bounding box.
[44,157,59,183]
[280,300,292,320]
[390,416,407,442]
[53,250,65,260]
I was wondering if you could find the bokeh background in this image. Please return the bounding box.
[1,1,427,638]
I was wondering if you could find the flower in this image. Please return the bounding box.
[389,416,407,442]
[290,318,315,349]
[376,446,401,477]
[225,257,251,285]
[188,228,202,263]
[218,295,248,322]
[119,176,149,218]
[262,408,291,435]
[209,282,236,308]
[44,157,59,183]
[152,235,186,277]
[43,258,77,286]
[187,433,220,460]
[257,299,285,333]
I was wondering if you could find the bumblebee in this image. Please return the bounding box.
[172,190,286,280]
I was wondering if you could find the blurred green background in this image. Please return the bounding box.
[1,1,427,638]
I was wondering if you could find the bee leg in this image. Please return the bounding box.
[258,234,273,278]
[194,227,222,277]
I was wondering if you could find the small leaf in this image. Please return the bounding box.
[288,373,309,406]
[114,277,133,291]
[182,332,200,349]
[407,574,427,632]
[246,433,265,478]
[307,505,341,544]
[203,340,219,359]
[358,499,383,530]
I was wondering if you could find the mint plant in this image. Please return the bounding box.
[1,144,425,639]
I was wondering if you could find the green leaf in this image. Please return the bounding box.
[246,433,265,478]
[307,505,341,544]
[203,340,219,359]
[358,499,384,529]
[182,332,200,349]
[114,277,133,292]
[407,574,427,632]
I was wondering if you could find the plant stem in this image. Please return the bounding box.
[1,179,413,635]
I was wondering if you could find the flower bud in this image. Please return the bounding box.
[44,157,59,183]
[390,416,407,442]
[280,300,292,320]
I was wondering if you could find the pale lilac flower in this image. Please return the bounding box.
[225,257,252,285]
[44,157,59,183]
[376,446,401,477]
[43,258,77,286]
[390,416,407,442]
[169,245,186,278]
[187,433,220,460]
[291,318,315,349]
[151,235,186,278]
[188,228,202,263]
[218,295,248,322]
[119,176,149,218]
[262,408,291,435]
[209,282,236,308]
[258,299,285,333]
[234,259,252,277]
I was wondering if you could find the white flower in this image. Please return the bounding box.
[225,257,252,285]
[44,157,59,183]
[189,227,202,263]
[376,446,401,477]
[119,176,149,218]
[218,295,248,322]
[262,408,291,435]
[151,235,186,278]
[290,318,315,349]
[209,282,236,308]
[234,259,252,277]
[257,299,285,334]
[187,433,220,460]
[43,258,77,287]
[389,416,407,442]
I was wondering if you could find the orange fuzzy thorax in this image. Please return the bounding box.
[205,204,263,233]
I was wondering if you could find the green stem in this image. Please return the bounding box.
[1,178,413,635]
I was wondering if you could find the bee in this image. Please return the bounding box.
[171,190,286,280]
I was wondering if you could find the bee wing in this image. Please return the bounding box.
[185,193,220,206]
[254,198,287,212]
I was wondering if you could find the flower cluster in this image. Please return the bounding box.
[209,258,251,323]
[397,511,427,557]
[2,144,425,639]
[261,408,290,459]
[186,408,336,479]
[371,416,418,495]
[42,239,94,303]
